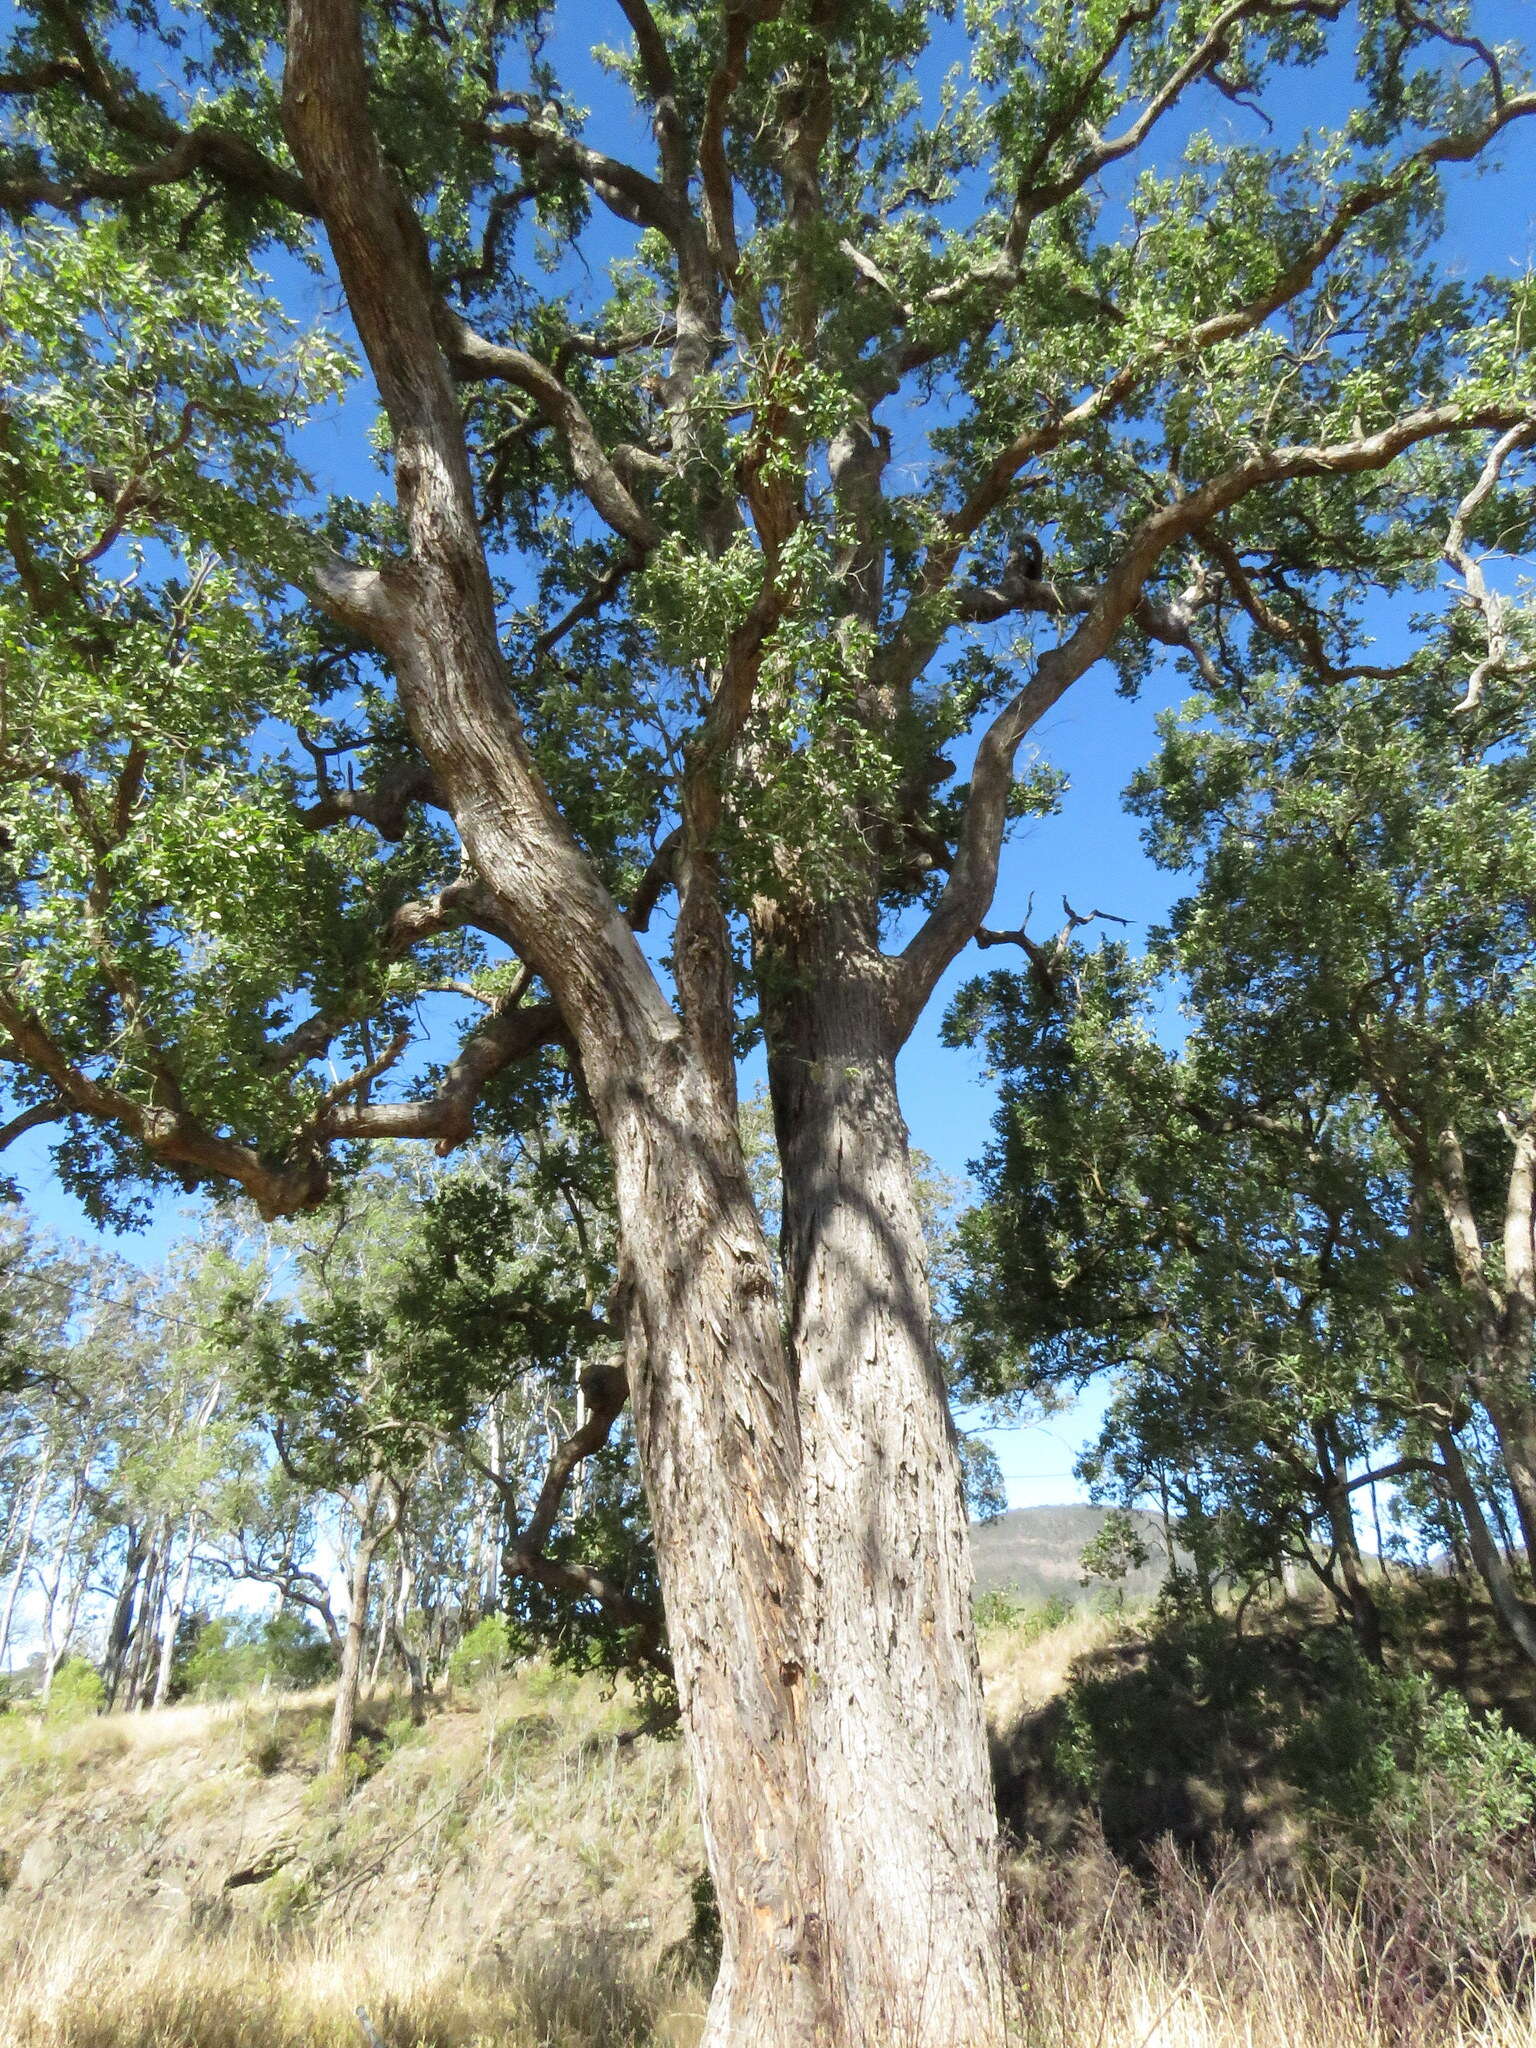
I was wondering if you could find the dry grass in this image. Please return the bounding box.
[1005,1831,1536,2048]
[5,1615,1536,2046]
[7,1854,1536,2048]
[0,1908,706,2047]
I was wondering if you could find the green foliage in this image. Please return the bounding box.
[2,0,1531,1223]
[446,1614,512,1689]
[974,1588,1074,1637]
[180,1612,336,1700]
[1285,1640,1536,1843]
[43,1656,104,1722]
[1079,1510,1151,1601]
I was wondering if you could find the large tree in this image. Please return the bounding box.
[2,4,1534,2040]
[951,440,1536,1665]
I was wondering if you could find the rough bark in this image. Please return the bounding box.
[277,10,1000,2037]
[766,921,1005,2045]
[1436,1429,1536,1666]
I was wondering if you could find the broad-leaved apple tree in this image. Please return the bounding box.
[2,2,1534,2040]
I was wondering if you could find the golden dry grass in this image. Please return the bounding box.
[4,1616,1535,2046]
[0,1907,706,2046]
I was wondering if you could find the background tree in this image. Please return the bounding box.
[3,5,1535,2039]
[953,442,1536,1665]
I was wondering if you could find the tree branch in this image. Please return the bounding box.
[889,396,1536,1041]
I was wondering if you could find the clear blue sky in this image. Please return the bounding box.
[9,2,1535,1509]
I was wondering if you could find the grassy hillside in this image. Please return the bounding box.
[970,1504,1175,1606]
[3,1585,1534,2047]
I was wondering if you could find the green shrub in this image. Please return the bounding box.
[446,1614,512,1689]
[180,1612,335,1699]
[43,1656,105,1722]
[974,1589,1075,1638]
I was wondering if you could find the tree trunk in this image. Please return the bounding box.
[765,928,1005,2046]
[392,1547,426,1724]
[1320,1479,1383,1664]
[103,1526,149,1707]
[279,16,1003,2029]
[36,1482,85,1694]
[1482,1393,1536,1565]
[125,1527,169,1711]
[44,1537,97,1697]
[1436,1429,1536,1665]
[0,1456,49,1669]
[152,1517,199,1710]
[328,1478,390,1776]
[1315,1428,1382,1665]
[366,1557,394,1693]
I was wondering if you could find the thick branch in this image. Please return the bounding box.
[0,4,315,219]
[318,992,565,1150]
[890,398,1536,1040]
[442,316,661,551]
[0,993,328,1215]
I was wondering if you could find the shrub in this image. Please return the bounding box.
[975,1589,1075,1638]
[181,1612,336,1699]
[43,1657,104,1722]
[446,1614,512,1689]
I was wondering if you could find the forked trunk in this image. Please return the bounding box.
[279,18,1004,2021]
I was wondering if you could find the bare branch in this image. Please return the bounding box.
[1443,422,1536,712]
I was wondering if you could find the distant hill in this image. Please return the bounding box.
[970,1504,1175,1607]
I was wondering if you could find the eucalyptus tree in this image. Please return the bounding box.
[3,3,1535,2037]
[1128,612,1536,1648]
[947,937,1416,1654]
[954,431,1536,1660]
[215,1140,644,1760]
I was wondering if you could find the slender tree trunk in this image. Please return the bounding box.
[36,1483,85,1692]
[103,1526,149,1707]
[328,1477,393,1775]
[765,926,1005,2046]
[0,1456,49,1669]
[151,1517,199,1709]
[366,1558,394,1693]
[124,1526,170,1711]
[1320,1478,1383,1664]
[1436,1429,1536,1665]
[1369,1480,1390,1581]
[1482,1394,1536,1565]
[392,1547,426,1725]
[1315,1428,1382,1665]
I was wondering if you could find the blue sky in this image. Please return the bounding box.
[8,1,1536,1510]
